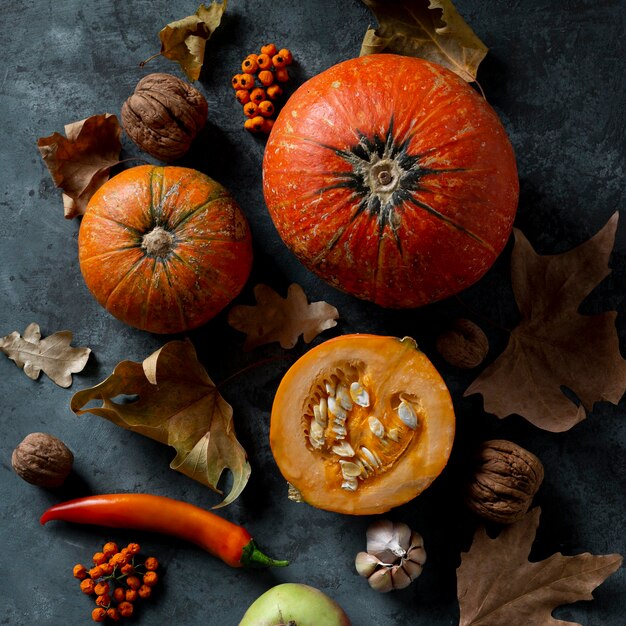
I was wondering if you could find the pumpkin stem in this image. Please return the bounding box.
[142,226,175,257]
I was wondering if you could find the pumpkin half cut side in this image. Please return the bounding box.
[270,334,455,515]
[78,165,253,334]
[263,54,519,308]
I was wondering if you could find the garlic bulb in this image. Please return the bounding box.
[355,520,426,592]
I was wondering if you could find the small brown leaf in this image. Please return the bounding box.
[465,212,626,432]
[457,507,623,626]
[228,284,339,350]
[37,113,122,218]
[359,0,488,83]
[0,323,91,388]
[71,340,250,507]
[151,1,227,81]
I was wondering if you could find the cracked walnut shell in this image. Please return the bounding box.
[121,73,208,161]
[12,432,73,488]
[465,439,544,524]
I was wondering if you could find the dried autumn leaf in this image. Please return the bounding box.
[71,340,250,507]
[37,113,122,219]
[0,323,91,388]
[465,213,626,432]
[145,1,227,81]
[457,507,623,626]
[359,0,488,83]
[227,284,339,350]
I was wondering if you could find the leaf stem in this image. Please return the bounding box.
[139,52,162,69]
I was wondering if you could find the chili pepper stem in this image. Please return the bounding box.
[241,540,289,568]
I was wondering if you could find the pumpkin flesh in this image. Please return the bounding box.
[270,334,455,515]
[79,165,252,334]
[263,55,519,308]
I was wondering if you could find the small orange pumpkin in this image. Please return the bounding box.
[270,334,455,515]
[263,55,519,308]
[78,165,252,334]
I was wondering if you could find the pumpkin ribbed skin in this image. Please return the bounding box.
[263,55,519,308]
[79,165,252,334]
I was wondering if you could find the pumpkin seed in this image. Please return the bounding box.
[341,477,358,491]
[388,427,401,442]
[368,415,385,438]
[332,423,347,438]
[340,460,363,477]
[313,399,328,427]
[336,383,353,410]
[325,380,336,396]
[332,441,355,457]
[397,400,418,430]
[349,381,370,407]
[328,396,347,420]
[360,446,380,468]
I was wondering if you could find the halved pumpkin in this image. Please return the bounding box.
[270,334,455,515]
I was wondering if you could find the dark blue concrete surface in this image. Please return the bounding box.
[0,1,624,624]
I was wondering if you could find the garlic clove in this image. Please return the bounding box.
[407,545,427,567]
[394,522,413,552]
[402,558,425,581]
[355,551,381,578]
[366,519,396,557]
[409,530,425,550]
[367,567,394,593]
[390,564,412,590]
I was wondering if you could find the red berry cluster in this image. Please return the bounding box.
[231,43,294,133]
[73,541,159,622]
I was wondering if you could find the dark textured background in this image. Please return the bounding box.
[1,1,624,624]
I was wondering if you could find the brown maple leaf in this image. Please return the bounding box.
[457,507,622,626]
[227,283,339,350]
[37,113,122,218]
[465,212,626,432]
[71,340,250,507]
[359,0,488,83]
[0,323,91,388]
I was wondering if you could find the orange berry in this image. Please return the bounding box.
[88,566,104,580]
[231,74,243,89]
[261,43,278,56]
[257,100,275,117]
[138,584,152,599]
[257,53,272,70]
[241,56,259,73]
[92,552,107,566]
[91,607,107,623]
[278,48,293,64]
[250,87,266,104]
[258,70,274,87]
[118,602,134,618]
[144,557,159,571]
[102,542,118,558]
[249,116,265,133]
[112,587,125,603]
[120,563,134,575]
[126,543,141,555]
[95,593,111,608]
[235,89,251,104]
[239,73,255,89]
[109,553,126,568]
[106,607,121,622]
[126,576,141,590]
[271,53,288,69]
[275,68,289,82]
[99,563,113,576]
[80,578,96,595]
[262,119,275,134]
[266,84,283,100]
[142,571,159,587]
[243,101,258,118]
[125,588,138,603]
[73,564,88,580]
[94,581,110,596]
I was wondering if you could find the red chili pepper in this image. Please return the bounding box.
[40,493,288,568]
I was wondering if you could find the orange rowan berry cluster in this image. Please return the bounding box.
[231,43,293,134]
[73,541,160,622]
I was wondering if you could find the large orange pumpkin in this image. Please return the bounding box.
[78,165,252,334]
[263,55,519,308]
[270,334,455,515]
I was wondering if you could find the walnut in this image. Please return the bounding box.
[121,73,208,161]
[12,432,73,488]
[465,439,544,524]
[436,318,488,368]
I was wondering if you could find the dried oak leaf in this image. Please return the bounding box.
[147,1,227,81]
[227,284,339,351]
[359,0,488,83]
[0,323,91,388]
[465,212,626,432]
[457,507,623,626]
[37,113,122,219]
[71,340,250,507]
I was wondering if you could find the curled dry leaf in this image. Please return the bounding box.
[144,1,227,81]
[37,113,122,218]
[0,323,91,388]
[359,0,488,83]
[70,340,250,507]
[457,507,623,626]
[466,212,626,432]
[227,283,339,350]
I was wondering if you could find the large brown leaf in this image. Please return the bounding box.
[359,0,488,83]
[0,323,91,388]
[457,508,622,626]
[227,284,339,350]
[71,340,250,507]
[37,113,122,218]
[465,213,626,432]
